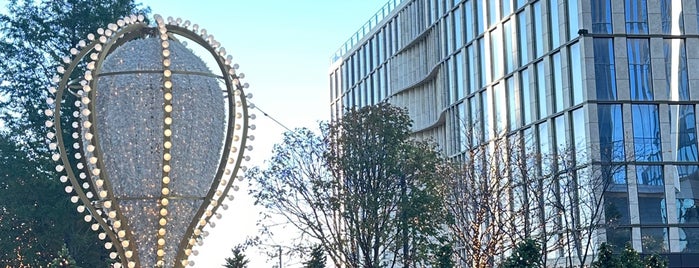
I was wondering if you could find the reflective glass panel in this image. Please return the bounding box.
[598,104,625,162]
[625,0,648,34]
[669,105,698,163]
[504,19,515,74]
[533,1,544,58]
[508,77,519,131]
[549,0,560,48]
[455,52,465,101]
[594,38,617,100]
[494,83,506,134]
[570,42,583,104]
[536,61,547,118]
[605,192,630,225]
[661,0,684,35]
[454,7,463,47]
[632,105,662,162]
[628,39,653,100]
[664,39,689,101]
[641,228,669,253]
[572,108,587,162]
[491,27,502,79]
[591,0,612,33]
[465,0,474,42]
[567,0,579,40]
[679,228,699,252]
[518,11,529,65]
[552,52,563,112]
[522,69,532,124]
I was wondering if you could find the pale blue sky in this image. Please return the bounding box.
[1,0,389,266]
[140,1,389,267]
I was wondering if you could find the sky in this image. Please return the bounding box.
[138,1,390,267]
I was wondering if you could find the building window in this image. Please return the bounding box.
[518,11,529,66]
[538,122,551,174]
[467,45,477,94]
[625,0,648,34]
[476,0,484,35]
[591,0,612,33]
[572,108,587,163]
[628,39,653,100]
[549,0,560,48]
[458,102,468,152]
[607,227,631,251]
[517,0,527,9]
[494,83,506,134]
[552,52,563,112]
[503,0,512,17]
[641,228,669,253]
[554,114,566,153]
[598,104,625,162]
[488,0,499,27]
[636,166,667,224]
[533,1,544,58]
[455,52,465,101]
[465,0,474,42]
[483,91,491,140]
[605,192,631,225]
[570,42,583,105]
[504,19,515,74]
[661,0,684,35]
[637,165,664,186]
[632,105,662,162]
[490,27,503,79]
[536,61,547,119]
[594,38,617,100]
[522,68,532,125]
[679,228,699,252]
[470,96,481,146]
[676,188,699,224]
[454,7,463,48]
[507,77,519,131]
[664,39,689,101]
[669,105,698,162]
[567,0,579,40]
[479,38,488,88]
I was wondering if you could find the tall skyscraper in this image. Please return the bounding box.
[330,0,699,266]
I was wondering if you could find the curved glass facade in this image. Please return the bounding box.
[329,0,699,265]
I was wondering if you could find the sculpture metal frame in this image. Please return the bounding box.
[46,14,252,268]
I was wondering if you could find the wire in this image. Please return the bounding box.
[248,102,294,132]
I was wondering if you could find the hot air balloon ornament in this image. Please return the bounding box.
[45,14,254,268]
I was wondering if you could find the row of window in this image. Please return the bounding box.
[595,38,690,101]
[593,0,690,35]
[607,227,699,253]
[335,0,582,108]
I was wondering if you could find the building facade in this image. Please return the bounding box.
[329,0,699,266]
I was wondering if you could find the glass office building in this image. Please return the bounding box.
[329,0,699,265]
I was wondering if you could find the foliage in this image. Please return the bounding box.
[48,245,80,268]
[249,103,451,268]
[620,243,644,268]
[500,239,542,268]
[591,243,620,268]
[0,0,148,266]
[223,245,250,268]
[303,245,326,268]
[590,243,668,268]
[433,242,454,268]
[644,253,668,268]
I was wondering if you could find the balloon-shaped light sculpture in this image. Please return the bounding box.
[45,14,254,268]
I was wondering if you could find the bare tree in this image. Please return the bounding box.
[248,103,450,268]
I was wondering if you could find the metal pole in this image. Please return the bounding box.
[279,246,282,268]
